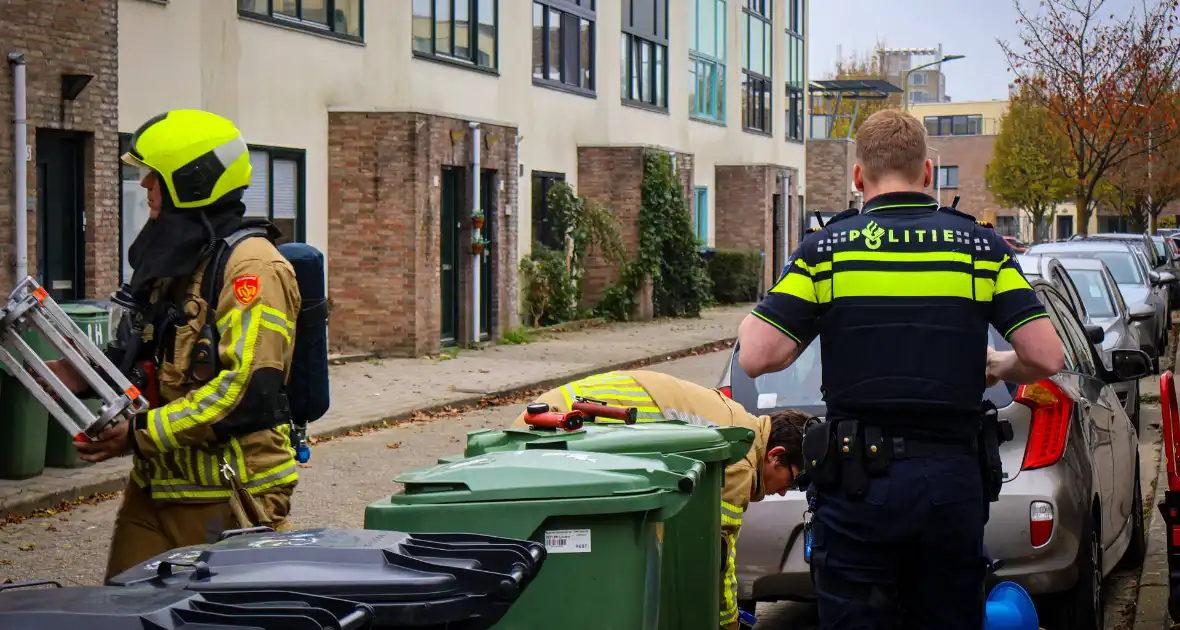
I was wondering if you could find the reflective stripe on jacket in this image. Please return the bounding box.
[132,237,301,501]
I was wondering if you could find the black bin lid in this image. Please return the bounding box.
[107,528,547,629]
[0,584,373,630]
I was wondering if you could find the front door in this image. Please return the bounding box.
[440,168,461,345]
[36,131,86,302]
[479,170,496,341]
[1056,215,1074,241]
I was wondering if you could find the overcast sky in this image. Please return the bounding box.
[807,0,1141,102]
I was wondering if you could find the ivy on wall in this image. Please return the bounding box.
[600,150,713,321]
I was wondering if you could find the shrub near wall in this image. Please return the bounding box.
[707,249,763,303]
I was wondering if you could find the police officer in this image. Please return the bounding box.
[47,109,302,583]
[736,110,1064,629]
[510,370,812,629]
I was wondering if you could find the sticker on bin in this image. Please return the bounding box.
[545,528,592,554]
[757,392,778,409]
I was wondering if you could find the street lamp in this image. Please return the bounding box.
[904,54,966,112]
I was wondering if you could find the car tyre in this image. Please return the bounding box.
[1117,459,1147,570]
[1039,510,1103,630]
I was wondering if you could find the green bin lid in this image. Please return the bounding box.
[58,303,108,317]
[391,450,702,505]
[465,421,754,466]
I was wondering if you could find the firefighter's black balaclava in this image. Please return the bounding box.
[126,185,247,299]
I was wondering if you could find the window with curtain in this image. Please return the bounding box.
[621,0,669,110]
[237,0,363,39]
[532,1,596,93]
[741,0,772,133]
[412,0,498,70]
[243,147,306,245]
[694,187,709,246]
[689,0,726,123]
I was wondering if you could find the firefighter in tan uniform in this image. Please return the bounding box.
[512,370,812,629]
[47,110,301,583]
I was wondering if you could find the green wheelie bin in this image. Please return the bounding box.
[43,302,110,468]
[365,449,704,630]
[442,421,755,630]
[0,329,56,480]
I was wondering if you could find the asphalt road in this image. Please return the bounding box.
[0,349,1163,630]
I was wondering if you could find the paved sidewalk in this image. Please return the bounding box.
[0,305,750,519]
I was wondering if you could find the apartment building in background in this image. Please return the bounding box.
[880,46,949,105]
[94,0,806,357]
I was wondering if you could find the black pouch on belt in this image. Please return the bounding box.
[977,400,1008,503]
[802,420,839,491]
[862,425,890,476]
[837,420,868,498]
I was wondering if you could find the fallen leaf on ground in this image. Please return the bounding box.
[18,543,35,551]
[386,442,402,449]
[297,463,313,469]
[0,559,11,565]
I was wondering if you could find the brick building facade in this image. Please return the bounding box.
[327,111,520,356]
[714,164,795,289]
[805,139,857,213]
[0,0,120,298]
[925,134,1007,221]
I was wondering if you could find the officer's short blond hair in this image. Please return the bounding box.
[855,109,928,185]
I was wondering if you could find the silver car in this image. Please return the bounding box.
[717,279,1151,629]
[1027,240,1168,367]
[1042,257,1144,429]
[1079,232,1177,309]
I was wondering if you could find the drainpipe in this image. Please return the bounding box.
[469,122,481,343]
[8,53,28,282]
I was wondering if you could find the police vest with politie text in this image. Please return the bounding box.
[757,193,1047,445]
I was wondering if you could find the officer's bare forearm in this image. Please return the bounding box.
[987,350,1058,385]
[738,315,802,377]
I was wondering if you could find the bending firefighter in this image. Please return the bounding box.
[511,370,812,629]
[47,110,302,582]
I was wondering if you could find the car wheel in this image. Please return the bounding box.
[1118,459,1147,570]
[1039,510,1103,630]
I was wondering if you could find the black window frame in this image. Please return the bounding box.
[935,165,959,189]
[621,0,670,112]
[531,170,567,250]
[412,0,500,74]
[237,0,364,42]
[923,114,984,137]
[243,144,309,245]
[741,1,773,135]
[533,0,597,97]
[787,0,802,35]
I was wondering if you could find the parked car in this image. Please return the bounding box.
[1004,235,1030,253]
[717,279,1151,630]
[1023,256,1144,428]
[1026,240,1169,367]
[1075,232,1167,269]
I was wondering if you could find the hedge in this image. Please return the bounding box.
[706,249,763,304]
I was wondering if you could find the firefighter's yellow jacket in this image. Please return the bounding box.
[130,237,301,502]
[510,370,770,629]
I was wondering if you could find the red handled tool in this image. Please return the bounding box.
[524,403,585,432]
[573,397,638,425]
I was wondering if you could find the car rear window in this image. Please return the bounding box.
[730,328,1016,414]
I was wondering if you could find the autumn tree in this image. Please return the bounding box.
[1101,89,1180,229]
[815,45,902,138]
[985,88,1073,242]
[1000,0,1180,235]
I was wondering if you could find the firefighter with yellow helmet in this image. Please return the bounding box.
[511,370,812,629]
[47,109,302,582]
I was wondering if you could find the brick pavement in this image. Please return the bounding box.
[0,305,750,519]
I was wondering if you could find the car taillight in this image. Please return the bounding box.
[719,386,733,399]
[1030,501,1054,547]
[1016,379,1072,470]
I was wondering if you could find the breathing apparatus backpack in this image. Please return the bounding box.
[198,226,330,464]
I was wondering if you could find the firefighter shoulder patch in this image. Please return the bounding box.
[232,274,261,305]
